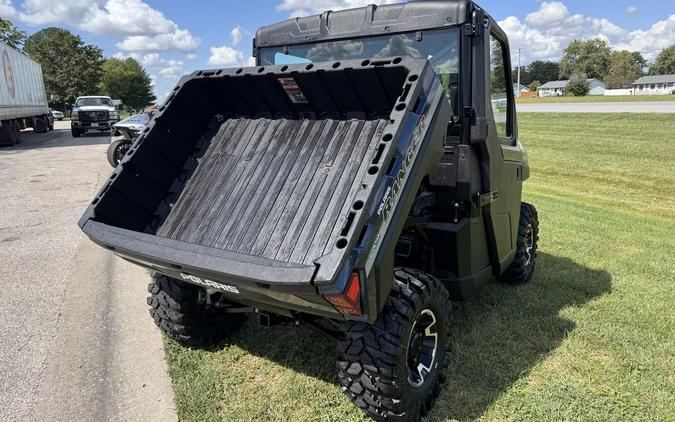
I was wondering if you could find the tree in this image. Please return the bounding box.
[606,50,646,88]
[512,66,532,86]
[649,45,675,75]
[99,58,156,109]
[0,18,26,49]
[566,74,590,96]
[23,28,104,107]
[560,39,612,81]
[527,61,560,84]
[528,80,542,92]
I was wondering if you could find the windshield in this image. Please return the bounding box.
[76,98,113,107]
[259,29,459,114]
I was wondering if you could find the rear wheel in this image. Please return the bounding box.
[499,202,539,284]
[71,127,82,138]
[337,268,451,422]
[147,274,246,347]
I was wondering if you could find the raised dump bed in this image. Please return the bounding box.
[79,57,450,295]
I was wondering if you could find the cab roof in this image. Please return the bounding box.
[255,0,475,51]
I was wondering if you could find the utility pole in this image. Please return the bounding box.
[517,48,522,98]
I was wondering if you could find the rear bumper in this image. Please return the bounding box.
[81,220,341,319]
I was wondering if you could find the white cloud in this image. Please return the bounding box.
[208,46,243,66]
[525,1,569,26]
[231,26,246,46]
[277,0,399,16]
[115,29,200,53]
[626,6,638,16]
[207,46,254,67]
[142,53,160,66]
[2,0,200,53]
[613,15,675,59]
[159,66,184,78]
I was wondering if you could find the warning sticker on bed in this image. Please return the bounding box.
[278,77,308,104]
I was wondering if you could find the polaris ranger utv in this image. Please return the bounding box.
[79,1,539,420]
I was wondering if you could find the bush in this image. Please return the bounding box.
[567,75,590,96]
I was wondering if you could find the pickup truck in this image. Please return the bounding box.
[70,96,119,137]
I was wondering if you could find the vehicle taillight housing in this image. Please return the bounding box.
[324,271,362,316]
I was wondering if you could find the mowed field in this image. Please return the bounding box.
[517,95,674,103]
[164,113,675,421]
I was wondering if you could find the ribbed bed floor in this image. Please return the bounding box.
[157,116,387,265]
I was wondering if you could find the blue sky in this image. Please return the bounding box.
[2,0,674,101]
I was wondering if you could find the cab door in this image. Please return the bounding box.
[484,24,524,268]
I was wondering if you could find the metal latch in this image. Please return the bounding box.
[477,190,499,207]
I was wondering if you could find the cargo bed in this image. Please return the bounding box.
[79,57,449,295]
[157,117,388,265]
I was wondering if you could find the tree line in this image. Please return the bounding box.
[514,39,675,95]
[1,18,155,110]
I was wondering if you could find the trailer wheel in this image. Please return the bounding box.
[34,116,48,133]
[499,202,539,285]
[10,120,21,145]
[147,274,246,347]
[337,268,451,422]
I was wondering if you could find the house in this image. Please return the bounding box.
[632,75,675,96]
[538,79,606,97]
[513,84,530,96]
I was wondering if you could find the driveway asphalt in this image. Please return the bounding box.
[517,101,675,113]
[0,122,176,421]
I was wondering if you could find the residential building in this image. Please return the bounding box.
[632,75,675,96]
[538,79,606,97]
[513,83,530,96]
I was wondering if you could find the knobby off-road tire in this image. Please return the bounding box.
[337,268,451,422]
[499,202,539,285]
[147,274,246,347]
[107,139,131,167]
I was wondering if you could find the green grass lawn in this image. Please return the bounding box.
[164,113,675,421]
[517,95,674,103]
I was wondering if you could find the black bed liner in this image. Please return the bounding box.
[79,57,449,294]
[158,117,388,265]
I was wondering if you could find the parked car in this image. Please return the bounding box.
[50,109,64,120]
[70,96,119,138]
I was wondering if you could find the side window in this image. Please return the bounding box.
[489,33,511,138]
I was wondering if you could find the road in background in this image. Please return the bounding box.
[518,101,675,113]
[0,122,176,421]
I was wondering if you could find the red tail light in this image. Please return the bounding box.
[324,271,362,316]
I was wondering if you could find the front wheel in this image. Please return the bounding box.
[337,268,451,422]
[106,139,131,167]
[499,202,539,284]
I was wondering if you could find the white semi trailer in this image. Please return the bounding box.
[0,39,52,146]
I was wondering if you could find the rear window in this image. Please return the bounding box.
[260,29,460,115]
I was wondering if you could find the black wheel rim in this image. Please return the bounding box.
[115,143,131,165]
[524,224,534,265]
[406,309,438,388]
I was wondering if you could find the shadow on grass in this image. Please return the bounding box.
[208,252,612,420]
